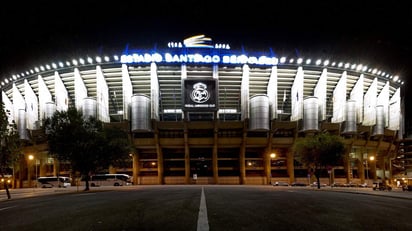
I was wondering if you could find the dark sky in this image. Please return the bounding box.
[1,0,411,88]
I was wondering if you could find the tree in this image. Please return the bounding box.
[0,102,23,199]
[293,132,346,188]
[44,107,131,191]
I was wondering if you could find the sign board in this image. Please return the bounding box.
[183,79,218,111]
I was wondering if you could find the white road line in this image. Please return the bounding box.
[197,186,209,231]
[0,206,17,211]
[72,193,97,196]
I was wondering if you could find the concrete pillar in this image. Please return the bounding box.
[379,156,386,183]
[239,122,247,184]
[358,157,365,184]
[344,152,351,183]
[39,158,47,177]
[17,159,25,188]
[132,151,140,185]
[27,158,32,188]
[264,151,271,185]
[265,131,273,185]
[213,122,219,184]
[157,148,164,185]
[184,121,190,184]
[150,120,164,185]
[330,167,335,185]
[53,158,60,176]
[388,157,393,185]
[287,150,295,184]
[371,158,377,182]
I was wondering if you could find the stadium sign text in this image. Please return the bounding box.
[120,52,278,66]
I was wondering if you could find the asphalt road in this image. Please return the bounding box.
[1,185,411,231]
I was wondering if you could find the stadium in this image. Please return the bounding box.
[0,35,407,187]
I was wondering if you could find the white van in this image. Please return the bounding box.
[37,176,72,188]
[89,174,132,187]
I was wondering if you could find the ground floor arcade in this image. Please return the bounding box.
[7,120,400,188]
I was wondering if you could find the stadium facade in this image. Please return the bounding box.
[0,35,408,187]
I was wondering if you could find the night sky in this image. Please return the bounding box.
[1,1,411,112]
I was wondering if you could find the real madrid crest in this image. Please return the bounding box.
[190,82,210,103]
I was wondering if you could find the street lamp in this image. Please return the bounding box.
[269,153,276,184]
[270,153,276,159]
[366,156,375,186]
[28,155,37,189]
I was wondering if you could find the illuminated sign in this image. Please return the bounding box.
[121,34,278,66]
[183,79,217,111]
[120,53,278,66]
[168,34,230,49]
[183,34,213,48]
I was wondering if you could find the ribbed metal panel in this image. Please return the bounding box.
[82,97,97,119]
[303,96,318,131]
[18,109,28,140]
[131,94,151,132]
[0,61,402,127]
[374,105,385,135]
[44,102,56,119]
[344,100,357,133]
[249,94,269,131]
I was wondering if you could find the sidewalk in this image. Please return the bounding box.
[2,185,412,202]
[0,186,105,202]
[307,186,412,200]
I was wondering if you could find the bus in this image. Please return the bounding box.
[88,174,132,187]
[37,176,72,188]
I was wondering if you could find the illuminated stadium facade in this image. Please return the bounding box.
[0,35,407,187]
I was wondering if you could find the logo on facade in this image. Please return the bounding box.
[183,79,217,111]
[191,82,210,103]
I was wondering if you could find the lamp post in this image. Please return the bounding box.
[366,156,375,186]
[28,155,37,189]
[270,153,276,184]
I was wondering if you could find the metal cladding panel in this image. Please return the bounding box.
[74,68,88,112]
[344,100,357,133]
[18,109,28,140]
[82,97,97,119]
[303,96,318,131]
[374,105,385,135]
[131,94,151,131]
[249,94,269,131]
[2,91,14,125]
[38,75,53,123]
[363,77,377,126]
[44,102,56,119]
[389,88,401,131]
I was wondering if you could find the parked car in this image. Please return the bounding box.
[372,182,392,191]
[291,182,307,186]
[310,181,327,187]
[359,183,368,188]
[402,185,412,191]
[273,181,289,186]
[0,175,12,189]
[343,182,358,187]
[331,182,345,187]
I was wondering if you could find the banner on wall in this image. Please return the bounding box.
[182,79,217,111]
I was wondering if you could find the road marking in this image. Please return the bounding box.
[0,206,17,211]
[72,193,97,196]
[197,186,209,231]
